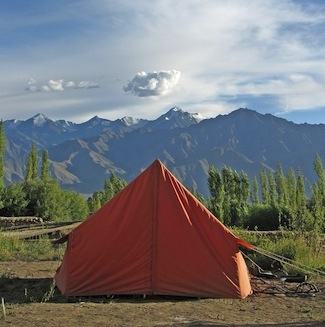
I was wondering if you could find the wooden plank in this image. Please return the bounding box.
[1,222,81,240]
[1,220,81,232]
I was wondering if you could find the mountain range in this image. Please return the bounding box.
[3,107,325,196]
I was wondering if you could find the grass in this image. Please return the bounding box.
[0,235,65,261]
[233,228,325,275]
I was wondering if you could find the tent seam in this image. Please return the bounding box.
[150,161,159,294]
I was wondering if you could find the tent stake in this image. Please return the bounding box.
[1,297,6,320]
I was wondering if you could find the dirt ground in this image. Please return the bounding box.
[0,261,324,327]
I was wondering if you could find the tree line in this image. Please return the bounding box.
[207,158,325,232]
[0,121,126,221]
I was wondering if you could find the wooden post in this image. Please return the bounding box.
[1,297,6,320]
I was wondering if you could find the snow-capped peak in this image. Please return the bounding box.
[31,113,50,126]
[191,112,204,122]
[120,116,141,126]
[171,106,183,112]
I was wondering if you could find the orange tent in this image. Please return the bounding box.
[55,160,253,298]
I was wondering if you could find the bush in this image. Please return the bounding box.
[244,205,280,230]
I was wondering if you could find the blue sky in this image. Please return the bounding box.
[0,0,325,123]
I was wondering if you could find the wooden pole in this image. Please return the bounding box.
[1,297,6,320]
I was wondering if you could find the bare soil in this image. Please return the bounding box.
[0,261,324,327]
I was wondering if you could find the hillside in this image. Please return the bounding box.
[4,108,325,195]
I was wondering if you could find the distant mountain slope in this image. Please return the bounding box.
[3,108,201,185]
[3,108,325,195]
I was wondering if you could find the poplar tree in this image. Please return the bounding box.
[250,176,259,205]
[268,172,278,207]
[208,166,224,221]
[275,166,288,207]
[311,155,325,231]
[295,174,307,230]
[260,169,270,205]
[287,169,297,211]
[0,120,5,189]
[41,150,49,181]
[221,167,234,225]
[25,144,38,181]
[239,171,250,204]
[102,173,127,204]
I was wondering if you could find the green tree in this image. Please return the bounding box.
[208,166,224,221]
[311,155,325,232]
[0,183,28,216]
[287,169,297,211]
[92,192,102,211]
[294,174,311,230]
[214,167,248,226]
[260,169,270,205]
[0,120,5,189]
[250,176,259,205]
[33,179,65,220]
[62,190,89,221]
[41,150,49,181]
[275,166,288,207]
[25,144,38,181]
[268,172,278,207]
[100,173,127,205]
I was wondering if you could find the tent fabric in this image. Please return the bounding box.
[55,160,253,298]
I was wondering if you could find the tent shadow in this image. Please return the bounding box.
[0,277,56,304]
[0,276,200,304]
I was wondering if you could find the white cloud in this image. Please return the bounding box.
[65,81,76,88]
[48,79,65,91]
[123,70,181,97]
[77,80,99,89]
[25,79,100,93]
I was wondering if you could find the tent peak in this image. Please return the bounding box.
[152,159,166,168]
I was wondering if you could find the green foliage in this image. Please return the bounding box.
[0,141,90,221]
[88,173,127,212]
[63,190,89,221]
[25,144,38,182]
[0,178,89,221]
[0,183,28,216]
[208,166,224,221]
[208,166,248,226]
[244,204,280,231]
[275,165,289,207]
[0,120,5,190]
[41,150,49,181]
[260,169,270,205]
[250,176,259,205]
[102,173,127,203]
[233,228,325,273]
[268,172,278,207]
[207,155,325,233]
[310,154,325,232]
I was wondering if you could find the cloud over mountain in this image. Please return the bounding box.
[25,78,99,92]
[123,70,181,97]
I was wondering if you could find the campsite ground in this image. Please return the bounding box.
[0,261,324,327]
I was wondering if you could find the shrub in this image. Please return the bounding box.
[244,205,280,230]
